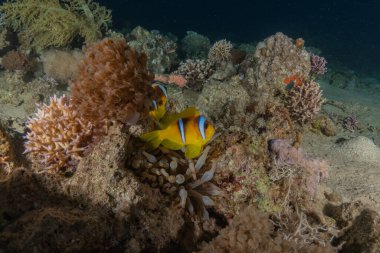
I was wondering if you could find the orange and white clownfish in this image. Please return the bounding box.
[149,82,168,121]
[141,107,215,159]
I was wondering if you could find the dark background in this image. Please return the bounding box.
[96,0,380,76]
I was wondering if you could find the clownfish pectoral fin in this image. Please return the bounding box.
[161,139,184,150]
[159,107,200,129]
[184,144,203,159]
[140,130,162,150]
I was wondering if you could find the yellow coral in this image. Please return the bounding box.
[0,0,111,50]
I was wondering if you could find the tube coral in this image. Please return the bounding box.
[0,0,111,50]
[70,38,154,127]
[24,95,93,174]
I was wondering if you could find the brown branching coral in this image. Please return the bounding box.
[1,50,36,71]
[70,38,154,128]
[24,95,93,174]
[285,81,325,124]
[208,39,233,65]
[174,59,214,91]
[0,0,111,50]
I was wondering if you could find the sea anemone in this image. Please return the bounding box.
[130,146,221,219]
[208,39,233,65]
[24,95,93,174]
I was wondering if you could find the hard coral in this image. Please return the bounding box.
[1,50,36,72]
[71,38,154,127]
[285,80,324,124]
[208,39,233,65]
[0,0,111,50]
[310,54,327,77]
[0,124,14,175]
[174,59,214,91]
[25,95,93,174]
[127,26,178,73]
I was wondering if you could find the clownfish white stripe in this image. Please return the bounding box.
[152,100,158,110]
[178,118,186,144]
[198,116,206,140]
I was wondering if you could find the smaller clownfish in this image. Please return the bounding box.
[140,107,215,159]
[283,75,303,88]
[149,82,168,121]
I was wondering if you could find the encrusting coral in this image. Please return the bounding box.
[0,0,111,50]
[70,38,154,128]
[24,95,93,174]
[285,80,324,124]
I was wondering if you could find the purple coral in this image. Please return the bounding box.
[268,139,328,198]
[310,54,327,76]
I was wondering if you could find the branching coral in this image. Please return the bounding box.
[70,38,154,128]
[24,95,94,173]
[0,0,111,50]
[310,54,327,77]
[285,80,325,124]
[130,147,221,220]
[208,39,233,65]
[173,59,214,91]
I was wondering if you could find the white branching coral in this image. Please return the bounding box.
[131,146,221,219]
[285,81,324,124]
[208,39,233,65]
[25,95,93,173]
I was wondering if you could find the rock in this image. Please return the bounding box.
[334,136,380,163]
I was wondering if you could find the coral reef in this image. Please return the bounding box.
[197,205,335,253]
[285,80,324,124]
[181,31,211,59]
[0,0,111,50]
[174,59,214,91]
[41,49,84,84]
[268,138,328,199]
[310,115,337,137]
[127,26,178,73]
[208,39,233,65]
[1,50,36,72]
[310,54,327,77]
[244,32,311,91]
[24,95,93,174]
[70,38,154,128]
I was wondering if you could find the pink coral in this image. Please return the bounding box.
[310,54,327,76]
[268,139,328,198]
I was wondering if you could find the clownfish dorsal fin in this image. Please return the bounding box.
[159,107,200,129]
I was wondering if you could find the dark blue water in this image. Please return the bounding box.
[99,0,380,77]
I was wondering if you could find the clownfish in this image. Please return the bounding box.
[149,82,168,121]
[140,107,215,159]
